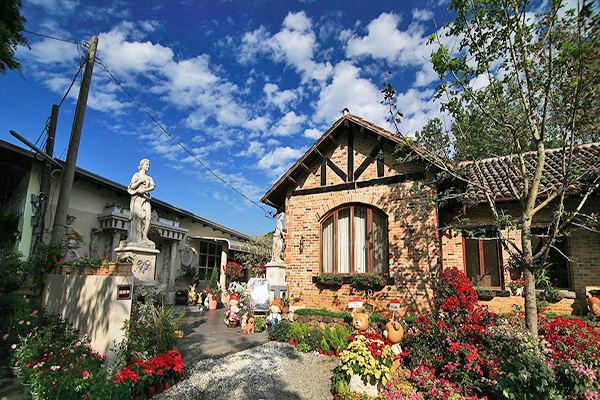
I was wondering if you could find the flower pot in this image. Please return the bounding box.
[336,349,340,357]
[294,341,298,348]
[328,350,334,356]
[175,372,182,382]
[175,294,188,305]
[319,349,323,354]
[165,379,172,390]
[145,385,156,398]
[209,294,218,310]
[588,291,600,317]
[20,381,31,394]
[289,337,294,345]
[156,382,165,394]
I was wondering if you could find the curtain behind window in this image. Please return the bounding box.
[354,206,367,273]
[338,208,351,273]
[372,211,387,273]
[322,216,334,273]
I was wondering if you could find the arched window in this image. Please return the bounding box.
[321,204,388,274]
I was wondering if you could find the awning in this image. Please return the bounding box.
[187,236,252,253]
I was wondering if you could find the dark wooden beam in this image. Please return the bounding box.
[286,175,297,185]
[292,172,426,196]
[327,158,347,182]
[354,145,382,181]
[327,135,338,147]
[321,158,327,186]
[299,162,311,173]
[348,130,354,182]
[314,147,324,159]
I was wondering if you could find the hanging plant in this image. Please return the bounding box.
[316,273,343,286]
[351,272,386,290]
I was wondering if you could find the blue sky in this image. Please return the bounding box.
[1,0,455,236]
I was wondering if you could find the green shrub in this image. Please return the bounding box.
[254,316,266,332]
[307,327,324,351]
[294,307,352,323]
[268,321,291,342]
[297,342,311,353]
[321,338,330,352]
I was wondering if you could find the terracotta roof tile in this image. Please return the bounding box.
[461,142,600,202]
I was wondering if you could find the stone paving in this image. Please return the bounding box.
[176,304,269,365]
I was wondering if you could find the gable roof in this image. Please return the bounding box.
[461,142,600,202]
[260,113,419,211]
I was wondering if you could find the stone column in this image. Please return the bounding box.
[111,230,121,260]
[168,240,178,290]
[220,246,228,303]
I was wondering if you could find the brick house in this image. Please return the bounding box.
[261,111,600,316]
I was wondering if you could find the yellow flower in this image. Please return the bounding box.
[26,322,30,325]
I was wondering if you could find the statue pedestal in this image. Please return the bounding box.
[115,243,160,283]
[266,262,288,300]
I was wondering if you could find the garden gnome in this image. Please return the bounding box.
[383,320,404,372]
[227,293,241,327]
[266,299,282,329]
[351,309,370,332]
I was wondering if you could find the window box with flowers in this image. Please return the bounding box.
[351,272,389,291]
[315,273,343,287]
[507,278,526,296]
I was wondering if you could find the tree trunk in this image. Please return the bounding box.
[521,222,538,335]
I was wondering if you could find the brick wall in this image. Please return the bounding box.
[283,132,440,315]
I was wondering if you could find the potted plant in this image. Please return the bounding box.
[175,288,188,305]
[316,273,343,287]
[224,261,244,282]
[281,295,290,313]
[351,272,386,290]
[206,266,220,310]
[540,286,563,303]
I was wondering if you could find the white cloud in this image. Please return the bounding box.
[412,9,434,22]
[345,13,405,61]
[238,141,265,158]
[28,39,80,65]
[271,111,306,136]
[264,83,298,111]
[314,61,388,127]
[304,128,323,139]
[258,146,305,179]
[239,12,333,83]
[243,116,271,132]
[28,0,79,14]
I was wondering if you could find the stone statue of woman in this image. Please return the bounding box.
[271,213,285,263]
[126,159,155,247]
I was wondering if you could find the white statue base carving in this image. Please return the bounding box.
[115,244,160,282]
[349,374,383,397]
[266,262,287,285]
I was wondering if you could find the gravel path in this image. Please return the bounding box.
[155,342,338,400]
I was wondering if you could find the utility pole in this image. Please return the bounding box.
[31,104,59,253]
[51,36,98,246]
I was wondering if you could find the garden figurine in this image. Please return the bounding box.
[226,293,240,327]
[187,284,197,305]
[266,299,282,329]
[351,309,370,332]
[383,319,404,372]
[243,317,255,334]
[126,158,155,246]
[240,312,248,332]
[203,292,210,310]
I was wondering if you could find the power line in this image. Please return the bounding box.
[95,59,276,219]
[24,30,81,45]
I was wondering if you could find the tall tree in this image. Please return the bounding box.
[0,0,29,75]
[384,0,600,334]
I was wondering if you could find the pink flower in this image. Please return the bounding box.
[51,365,60,371]
[18,320,24,325]
[76,341,81,346]
[82,371,90,378]
[11,344,16,349]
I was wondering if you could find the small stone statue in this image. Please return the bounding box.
[126,159,155,247]
[271,213,285,263]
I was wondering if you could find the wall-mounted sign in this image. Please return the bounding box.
[117,284,132,300]
[348,297,363,308]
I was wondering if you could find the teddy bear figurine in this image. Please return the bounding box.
[351,309,370,332]
[383,319,404,372]
[243,317,255,334]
